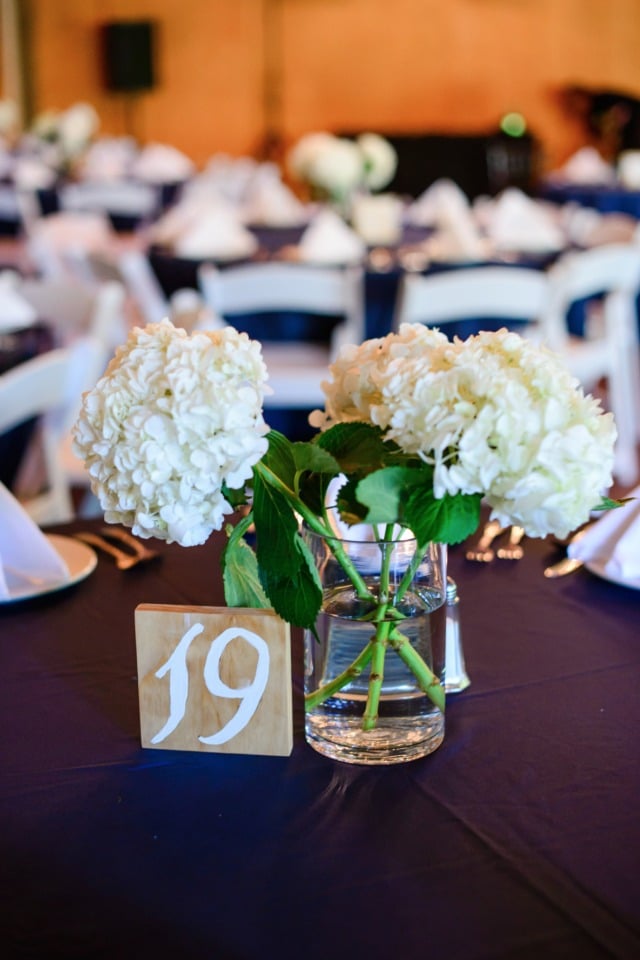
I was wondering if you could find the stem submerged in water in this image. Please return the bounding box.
[305,529,445,727]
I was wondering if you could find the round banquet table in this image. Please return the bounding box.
[1,518,639,959]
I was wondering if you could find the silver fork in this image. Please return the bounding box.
[496,525,525,560]
[465,519,505,562]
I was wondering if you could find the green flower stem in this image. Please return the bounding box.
[388,624,445,712]
[253,463,446,722]
[361,614,392,731]
[304,639,375,710]
[395,536,431,605]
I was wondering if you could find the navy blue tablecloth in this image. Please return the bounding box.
[1,518,638,959]
[538,181,640,219]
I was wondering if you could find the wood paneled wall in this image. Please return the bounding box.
[8,0,640,172]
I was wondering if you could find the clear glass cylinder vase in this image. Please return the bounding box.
[303,522,447,765]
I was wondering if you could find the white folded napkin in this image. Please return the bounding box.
[406,178,470,227]
[0,272,38,331]
[78,136,137,182]
[242,169,309,226]
[298,208,365,264]
[130,143,195,184]
[568,487,640,581]
[12,156,57,190]
[173,208,258,260]
[0,482,70,599]
[483,188,565,254]
[617,150,640,189]
[554,147,616,186]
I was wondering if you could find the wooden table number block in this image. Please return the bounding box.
[135,604,293,757]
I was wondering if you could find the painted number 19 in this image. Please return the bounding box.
[151,623,270,746]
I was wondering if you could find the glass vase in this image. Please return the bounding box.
[303,522,447,765]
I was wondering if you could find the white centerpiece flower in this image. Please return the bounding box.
[73,320,621,731]
[72,320,269,547]
[288,130,398,204]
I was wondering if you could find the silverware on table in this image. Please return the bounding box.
[74,530,158,570]
[543,556,584,578]
[465,519,505,562]
[543,528,588,578]
[497,525,525,560]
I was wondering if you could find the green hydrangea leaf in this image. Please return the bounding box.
[355,465,428,525]
[404,486,482,545]
[315,422,392,474]
[252,465,323,628]
[258,535,322,631]
[221,534,270,608]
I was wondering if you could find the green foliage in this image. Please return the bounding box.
[221,531,269,609]
[355,464,482,545]
[252,448,323,630]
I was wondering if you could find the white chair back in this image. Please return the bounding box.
[197,262,365,408]
[25,211,116,280]
[0,338,104,524]
[17,276,128,357]
[540,244,640,485]
[393,266,549,330]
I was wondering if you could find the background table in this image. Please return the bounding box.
[1,518,639,959]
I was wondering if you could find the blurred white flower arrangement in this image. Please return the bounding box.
[29,101,100,174]
[73,319,619,723]
[288,131,397,206]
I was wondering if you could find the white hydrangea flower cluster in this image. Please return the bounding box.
[311,324,617,539]
[72,320,270,547]
[357,133,398,191]
[288,131,397,199]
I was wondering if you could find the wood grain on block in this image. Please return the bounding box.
[135,604,293,756]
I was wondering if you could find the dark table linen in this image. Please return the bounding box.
[1,520,639,959]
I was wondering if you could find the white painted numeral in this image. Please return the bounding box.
[199,627,269,745]
[150,624,269,746]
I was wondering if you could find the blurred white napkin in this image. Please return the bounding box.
[0,482,70,599]
[12,156,57,190]
[130,143,195,184]
[242,167,308,226]
[298,208,365,264]
[0,271,38,331]
[78,136,137,182]
[617,150,640,189]
[554,147,616,185]
[484,189,565,254]
[173,208,258,260]
[409,180,485,260]
[406,178,470,227]
[568,487,640,581]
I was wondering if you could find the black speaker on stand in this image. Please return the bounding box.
[100,21,157,139]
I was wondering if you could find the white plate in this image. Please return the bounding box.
[0,534,98,604]
[584,557,640,591]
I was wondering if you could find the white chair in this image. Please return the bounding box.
[24,210,118,280]
[0,337,105,525]
[393,265,549,334]
[59,180,161,223]
[197,261,365,408]
[540,244,640,485]
[17,276,128,357]
[66,247,210,330]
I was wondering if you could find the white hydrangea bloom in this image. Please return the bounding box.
[357,133,398,191]
[312,324,616,539]
[306,137,363,197]
[287,132,337,182]
[73,320,269,547]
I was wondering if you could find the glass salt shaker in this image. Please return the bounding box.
[444,577,470,693]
